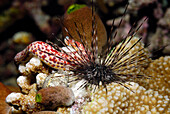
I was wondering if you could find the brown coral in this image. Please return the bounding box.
[158,8,170,30]
[128,0,156,12]
[140,56,170,96]
[83,82,169,113]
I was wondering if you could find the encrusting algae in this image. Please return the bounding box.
[5,2,170,114]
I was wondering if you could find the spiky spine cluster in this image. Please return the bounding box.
[14,3,150,92]
[56,4,150,90]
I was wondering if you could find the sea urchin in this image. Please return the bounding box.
[14,2,150,93]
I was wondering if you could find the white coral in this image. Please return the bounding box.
[17,75,30,87]
[6,84,44,112]
[18,57,48,75]
[25,57,42,72]
[6,92,23,104]
[6,56,49,112]
[18,64,26,73]
[17,75,32,93]
[36,73,48,88]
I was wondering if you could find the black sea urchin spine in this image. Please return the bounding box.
[47,1,150,93]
